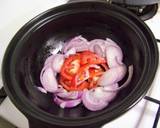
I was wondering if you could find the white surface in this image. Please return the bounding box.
[0,97,29,128]
[0,1,160,128]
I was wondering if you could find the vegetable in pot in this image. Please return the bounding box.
[39,35,133,111]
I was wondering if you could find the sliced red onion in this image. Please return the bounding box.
[40,66,58,92]
[98,64,127,86]
[54,85,65,93]
[44,54,64,74]
[65,47,76,58]
[82,89,109,111]
[103,65,133,92]
[94,44,104,57]
[105,38,120,48]
[75,46,89,52]
[94,85,118,102]
[54,96,81,108]
[51,54,65,73]
[37,87,47,94]
[40,64,51,86]
[105,45,123,68]
[103,83,118,91]
[44,55,55,66]
[89,39,106,57]
[54,85,83,99]
[63,35,88,53]
[82,84,119,111]
[56,89,83,100]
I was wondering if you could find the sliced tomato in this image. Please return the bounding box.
[88,72,102,89]
[88,67,104,89]
[80,51,106,65]
[59,51,108,91]
[74,64,90,85]
[72,64,99,87]
[59,76,89,91]
[60,54,80,80]
[76,81,89,91]
[89,68,103,77]
[71,64,103,87]
[59,76,71,91]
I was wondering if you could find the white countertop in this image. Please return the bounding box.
[0,1,160,128]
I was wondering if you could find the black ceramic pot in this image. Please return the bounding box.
[2,1,159,128]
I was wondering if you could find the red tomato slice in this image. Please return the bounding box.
[59,51,108,91]
[59,76,71,91]
[60,54,80,80]
[59,76,89,91]
[72,64,103,87]
[80,51,106,65]
[76,81,89,91]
